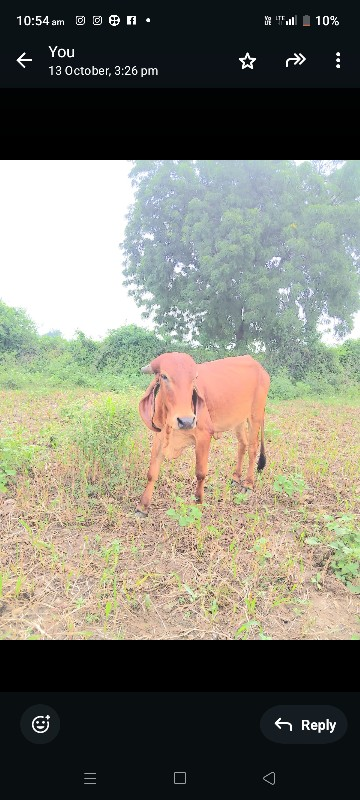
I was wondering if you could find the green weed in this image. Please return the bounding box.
[166,497,203,529]
[0,431,38,493]
[323,514,360,594]
[273,473,307,498]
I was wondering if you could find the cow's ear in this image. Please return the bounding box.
[139,378,162,432]
[193,386,214,434]
[152,385,166,430]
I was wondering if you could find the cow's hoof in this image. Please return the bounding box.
[232,481,252,494]
[135,508,148,518]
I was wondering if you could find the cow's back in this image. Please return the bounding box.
[197,356,269,432]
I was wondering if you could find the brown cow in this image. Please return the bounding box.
[137,352,270,514]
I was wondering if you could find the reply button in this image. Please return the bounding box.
[302,719,336,733]
[260,705,347,744]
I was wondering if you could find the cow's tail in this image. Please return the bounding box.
[257,418,266,472]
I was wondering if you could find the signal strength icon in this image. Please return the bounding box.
[285,15,297,25]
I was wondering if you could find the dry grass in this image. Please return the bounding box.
[0,390,359,640]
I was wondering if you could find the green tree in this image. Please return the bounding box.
[96,324,166,373]
[122,160,360,350]
[337,338,360,382]
[0,300,38,355]
[68,330,99,367]
[44,329,62,338]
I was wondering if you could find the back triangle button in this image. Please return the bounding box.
[263,772,276,785]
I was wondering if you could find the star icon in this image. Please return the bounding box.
[239,52,256,69]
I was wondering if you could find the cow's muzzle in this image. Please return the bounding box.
[177,415,196,430]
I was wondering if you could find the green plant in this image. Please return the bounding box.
[244,593,257,614]
[184,584,197,602]
[268,369,298,401]
[252,537,272,566]
[206,524,222,539]
[234,620,272,640]
[105,601,112,620]
[0,431,37,493]
[166,497,203,529]
[273,473,307,498]
[305,536,321,546]
[233,492,250,505]
[311,572,323,590]
[208,599,219,617]
[235,619,259,639]
[61,394,142,493]
[323,514,360,594]
[0,466,16,493]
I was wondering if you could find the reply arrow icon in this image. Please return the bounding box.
[286,52,306,67]
[275,717,293,731]
[17,52,33,69]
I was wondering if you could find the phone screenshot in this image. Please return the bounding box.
[0,692,357,799]
[2,6,358,88]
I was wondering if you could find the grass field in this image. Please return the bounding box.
[1,389,359,640]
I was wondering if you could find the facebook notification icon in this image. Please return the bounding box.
[127,16,136,24]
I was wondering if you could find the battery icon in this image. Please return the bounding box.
[303,14,311,26]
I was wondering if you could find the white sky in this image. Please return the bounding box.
[0,159,145,340]
[1,159,359,342]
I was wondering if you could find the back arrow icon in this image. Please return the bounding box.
[263,772,276,786]
[286,52,306,67]
[17,52,33,69]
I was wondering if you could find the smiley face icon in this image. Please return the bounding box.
[21,705,59,744]
[32,714,50,734]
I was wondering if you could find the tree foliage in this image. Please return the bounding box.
[0,300,38,356]
[44,329,63,338]
[122,160,360,350]
[95,324,166,373]
[0,299,359,396]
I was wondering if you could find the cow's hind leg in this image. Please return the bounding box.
[232,422,248,487]
[194,432,211,503]
[242,419,261,490]
[137,434,164,515]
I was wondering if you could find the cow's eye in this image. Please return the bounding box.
[160,374,168,380]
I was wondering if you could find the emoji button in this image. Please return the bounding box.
[20,705,60,744]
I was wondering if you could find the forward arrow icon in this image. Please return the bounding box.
[286,52,306,67]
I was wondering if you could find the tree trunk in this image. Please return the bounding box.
[235,319,245,342]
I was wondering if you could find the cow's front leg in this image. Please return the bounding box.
[194,432,211,503]
[137,432,164,515]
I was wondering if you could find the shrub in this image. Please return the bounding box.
[337,339,360,382]
[61,393,143,492]
[96,325,166,373]
[0,300,38,356]
[0,430,37,492]
[268,369,298,400]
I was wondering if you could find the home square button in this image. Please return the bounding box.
[174,772,187,784]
